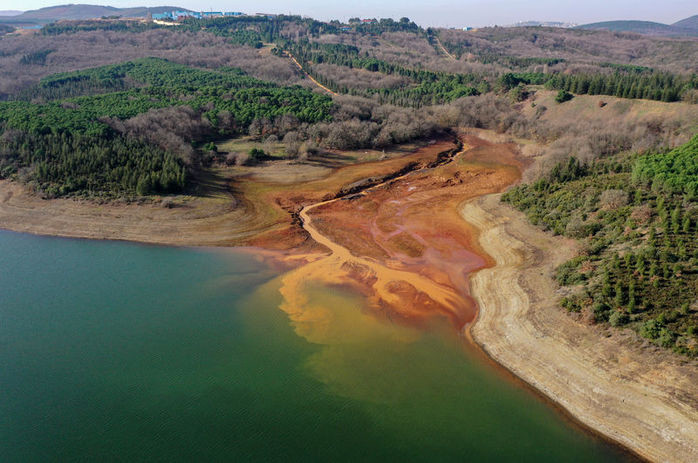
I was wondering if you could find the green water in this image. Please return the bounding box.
[0,231,631,462]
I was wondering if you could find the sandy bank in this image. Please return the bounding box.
[0,180,272,247]
[463,194,698,462]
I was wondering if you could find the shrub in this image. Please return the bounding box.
[555,90,573,103]
[640,319,663,339]
[248,148,266,160]
[609,310,629,326]
[658,328,676,347]
[599,189,628,210]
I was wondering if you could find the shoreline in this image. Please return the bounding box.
[2,133,697,461]
[462,193,698,463]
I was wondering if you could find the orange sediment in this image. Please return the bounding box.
[277,134,526,337]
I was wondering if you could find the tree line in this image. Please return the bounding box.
[543,71,697,102]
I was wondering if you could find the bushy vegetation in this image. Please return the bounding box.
[555,89,574,103]
[503,136,698,355]
[632,137,698,197]
[0,58,333,197]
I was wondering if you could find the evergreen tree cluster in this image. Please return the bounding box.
[544,71,697,102]
[502,136,698,356]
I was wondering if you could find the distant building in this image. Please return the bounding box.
[462,26,473,31]
[151,10,246,22]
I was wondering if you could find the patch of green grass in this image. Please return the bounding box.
[217,137,288,158]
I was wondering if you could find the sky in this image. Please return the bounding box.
[1,0,696,27]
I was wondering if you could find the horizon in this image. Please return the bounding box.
[0,1,695,28]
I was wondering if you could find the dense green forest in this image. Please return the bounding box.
[502,136,698,356]
[0,58,333,197]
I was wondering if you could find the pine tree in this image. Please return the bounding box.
[615,281,624,307]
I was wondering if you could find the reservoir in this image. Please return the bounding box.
[0,230,630,461]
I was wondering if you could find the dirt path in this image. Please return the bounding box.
[285,52,339,96]
[434,36,456,60]
[463,194,698,463]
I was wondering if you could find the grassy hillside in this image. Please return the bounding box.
[522,90,698,132]
[503,136,698,356]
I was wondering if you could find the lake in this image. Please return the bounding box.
[0,230,631,461]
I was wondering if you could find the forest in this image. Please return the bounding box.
[502,137,698,356]
[278,40,485,106]
[0,58,332,197]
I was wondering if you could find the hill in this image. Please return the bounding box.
[578,17,698,37]
[0,11,23,16]
[0,4,189,26]
[506,21,577,28]
[672,14,698,31]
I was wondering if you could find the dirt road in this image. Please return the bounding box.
[286,52,339,96]
[434,36,456,60]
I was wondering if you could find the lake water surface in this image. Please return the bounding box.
[0,231,631,461]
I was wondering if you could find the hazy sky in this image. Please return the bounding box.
[2,0,696,27]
